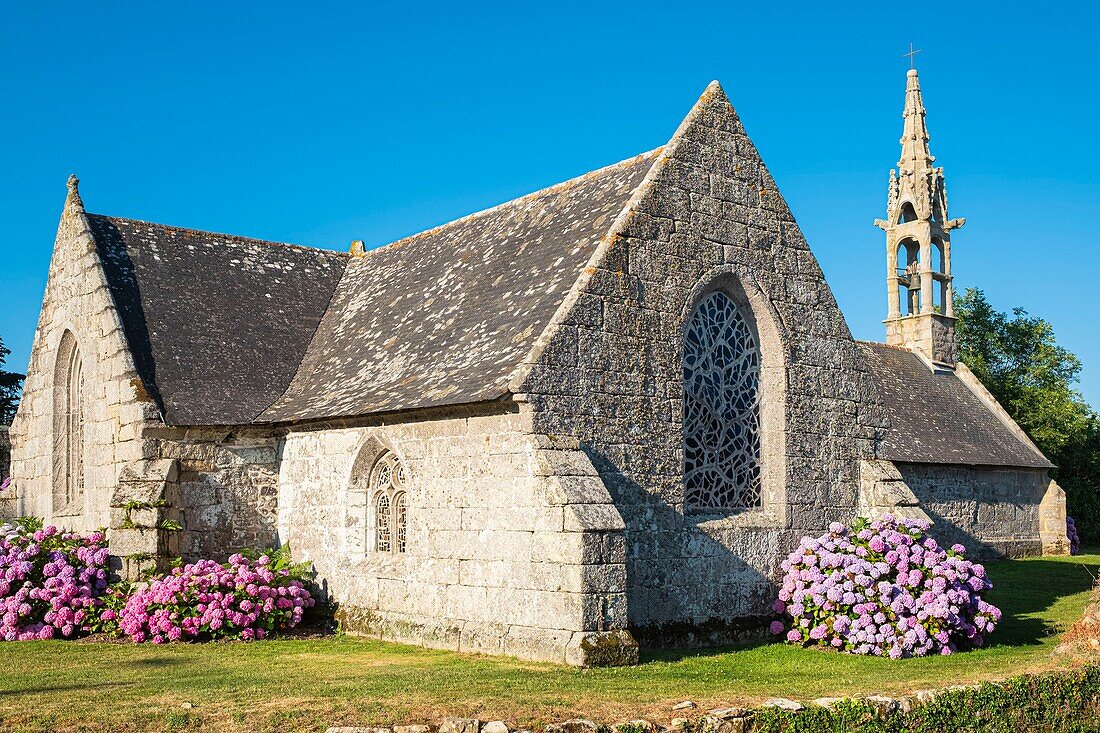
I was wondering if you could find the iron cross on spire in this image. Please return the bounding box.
[903,43,922,69]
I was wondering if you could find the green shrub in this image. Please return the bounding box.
[752,665,1100,732]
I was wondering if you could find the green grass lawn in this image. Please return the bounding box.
[0,551,1096,733]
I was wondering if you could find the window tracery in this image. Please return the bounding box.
[369,451,408,553]
[683,291,762,511]
[52,332,85,513]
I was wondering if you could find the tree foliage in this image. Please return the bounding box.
[0,336,24,425]
[954,288,1100,543]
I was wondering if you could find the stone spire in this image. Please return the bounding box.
[898,69,934,173]
[875,67,965,367]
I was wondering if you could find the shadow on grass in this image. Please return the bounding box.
[640,555,1100,662]
[985,556,1099,648]
[128,656,187,668]
[0,680,132,696]
[639,638,773,664]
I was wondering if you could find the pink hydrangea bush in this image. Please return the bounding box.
[117,552,314,643]
[1067,516,1081,555]
[771,515,1001,658]
[0,522,110,641]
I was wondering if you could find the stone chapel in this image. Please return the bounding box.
[6,69,1069,666]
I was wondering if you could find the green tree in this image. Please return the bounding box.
[954,288,1099,544]
[0,336,25,425]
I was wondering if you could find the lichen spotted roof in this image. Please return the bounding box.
[858,342,1052,469]
[91,215,349,424]
[88,149,661,426]
[260,150,661,422]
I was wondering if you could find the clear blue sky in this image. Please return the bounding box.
[2,3,1097,403]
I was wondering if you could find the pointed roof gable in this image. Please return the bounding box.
[259,150,661,422]
[91,216,348,424]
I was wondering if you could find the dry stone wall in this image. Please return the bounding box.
[150,427,281,560]
[516,83,889,642]
[278,405,636,666]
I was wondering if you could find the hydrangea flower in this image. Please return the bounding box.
[117,553,314,642]
[1067,516,1080,556]
[770,515,1001,658]
[0,523,109,640]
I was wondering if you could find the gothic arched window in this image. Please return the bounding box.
[52,331,85,513]
[683,291,762,511]
[369,451,408,553]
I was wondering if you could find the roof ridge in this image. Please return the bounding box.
[856,339,912,352]
[87,213,351,259]
[356,148,665,260]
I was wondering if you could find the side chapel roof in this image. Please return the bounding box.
[858,341,1053,469]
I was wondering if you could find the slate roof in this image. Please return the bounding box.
[259,149,661,422]
[858,341,1053,469]
[90,215,349,425]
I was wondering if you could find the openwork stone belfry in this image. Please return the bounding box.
[8,68,1069,667]
[875,68,965,366]
[683,291,762,511]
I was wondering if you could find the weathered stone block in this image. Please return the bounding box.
[565,630,638,667]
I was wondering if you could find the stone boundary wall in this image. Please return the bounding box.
[278,406,635,666]
[322,675,1046,733]
[895,462,1050,559]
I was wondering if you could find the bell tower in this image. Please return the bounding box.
[875,67,965,366]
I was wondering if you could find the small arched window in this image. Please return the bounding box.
[52,331,85,513]
[683,291,762,511]
[369,451,408,553]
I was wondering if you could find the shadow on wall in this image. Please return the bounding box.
[921,505,1042,562]
[0,426,10,481]
[585,445,776,651]
[174,432,283,562]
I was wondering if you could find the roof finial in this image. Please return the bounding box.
[65,174,85,212]
[903,43,921,70]
[350,240,366,257]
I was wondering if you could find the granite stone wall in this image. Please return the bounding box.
[149,427,282,560]
[895,462,1051,559]
[515,83,890,643]
[8,181,160,534]
[277,405,636,666]
[0,426,10,481]
[0,426,14,520]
